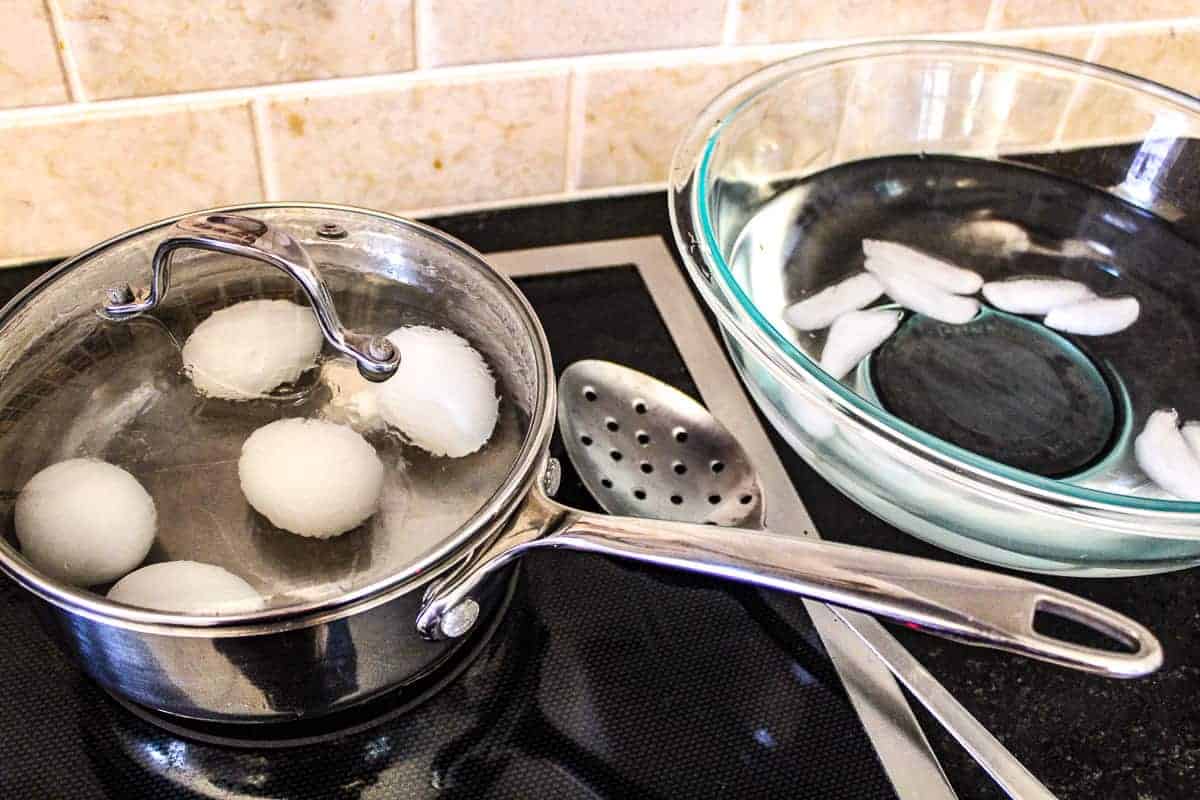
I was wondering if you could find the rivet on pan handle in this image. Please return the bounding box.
[99,212,400,382]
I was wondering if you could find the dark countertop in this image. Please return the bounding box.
[2,180,1195,798]
[426,191,1199,800]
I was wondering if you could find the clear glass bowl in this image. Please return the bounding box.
[670,40,1200,575]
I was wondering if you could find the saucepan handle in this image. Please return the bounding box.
[419,500,1161,678]
[99,212,399,381]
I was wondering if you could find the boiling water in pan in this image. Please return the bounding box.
[728,155,1200,494]
[0,262,525,608]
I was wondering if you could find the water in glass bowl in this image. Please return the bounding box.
[728,154,1200,500]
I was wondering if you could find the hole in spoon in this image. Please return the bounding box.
[711,461,724,473]
[673,462,687,475]
[584,388,597,402]
[601,478,612,489]
[610,450,623,461]
[580,435,592,446]
[674,428,688,443]
[633,489,647,500]
[739,494,752,505]
[670,495,683,505]
[636,432,651,445]
[634,400,647,414]
[708,495,721,505]
[640,462,653,474]
[606,419,619,432]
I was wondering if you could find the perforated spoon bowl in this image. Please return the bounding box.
[558,359,1085,799]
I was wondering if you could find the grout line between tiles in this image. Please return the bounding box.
[722,0,742,46]
[1082,29,1107,67]
[249,98,280,200]
[412,0,429,70]
[43,0,87,103]
[1051,30,1105,146]
[983,0,1007,32]
[5,18,1196,127]
[563,69,586,192]
[829,62,863,164]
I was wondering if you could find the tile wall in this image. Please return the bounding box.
[0,0,1198,264]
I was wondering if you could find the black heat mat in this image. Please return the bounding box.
[0,265,897,800]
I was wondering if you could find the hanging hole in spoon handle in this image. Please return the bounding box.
[98,212,400,382]
[1018,593,1161,676]
[855,566,1164,679]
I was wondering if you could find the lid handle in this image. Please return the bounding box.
[100,213,399,382]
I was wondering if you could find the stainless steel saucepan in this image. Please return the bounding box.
[0,204,1161,723]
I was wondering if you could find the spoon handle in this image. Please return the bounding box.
[549,511,1161,678]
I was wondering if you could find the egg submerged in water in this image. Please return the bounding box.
[15,458,156,586]
[373,325,500,458]
[238,418,385,538]
[182,299,324,401]
[108,561,264,614]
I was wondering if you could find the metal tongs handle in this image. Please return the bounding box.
[100,212,399,382]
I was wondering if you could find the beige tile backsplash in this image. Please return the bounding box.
[0,102,262,261]
[0,0,1198,263]
[995,0,1200,29]
[1060,22,1200,142]
[265,71,569,210]
[418,0,726,66]
[58,0,415,99]
[736,0,991,43]
[575,57,765,188]
[1089,22,1200,98]
[0,1,70,109]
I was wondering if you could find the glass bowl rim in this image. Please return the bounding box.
[672,38,1200,516]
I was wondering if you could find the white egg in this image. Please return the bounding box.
[238,418,384,538]
[374,325,499,457]
[182,299,323,400]
[108,561,264,614]
[15,458,155,586]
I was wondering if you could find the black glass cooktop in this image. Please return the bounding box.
[0,265,897,799]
